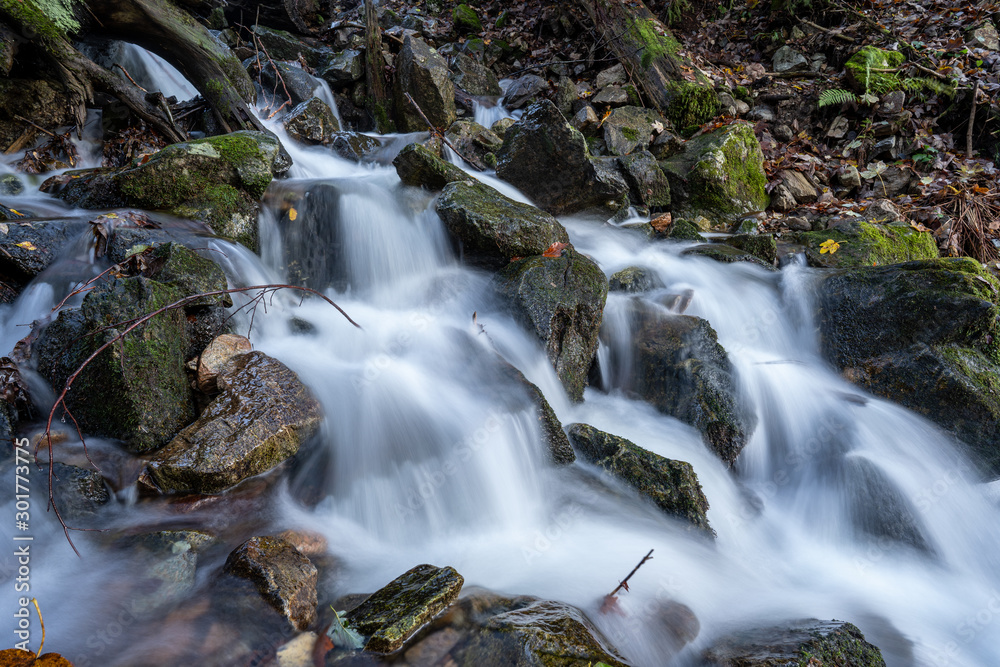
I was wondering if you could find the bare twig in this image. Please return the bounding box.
[967,80,980,160]
[112,64,148,92]
[403,93,482,170]
[13,115,56,138]
[800,19,855,43]
[608,548,654,598]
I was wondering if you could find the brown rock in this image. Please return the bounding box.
[190,333,253,393]
[224,536,318,631]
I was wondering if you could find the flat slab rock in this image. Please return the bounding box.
[346,564,464,653]
[146,351,321,494]
[703,619,886,666]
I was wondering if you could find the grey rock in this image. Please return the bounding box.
[778,170,818,203]
[591,85,630,105]
[595,63,626,89]
[444,120,502,171]
[602,106,658,156]
[968,22,999,50]
[772,45,809,73]
[394,142,468,190]
[618,151,671,209]
[0,219,87,280]
[704,619,886,666]
[450,54,502,96]
[609,266,665,293]
[394,36,456,132]
[284,97,340,145]
[320,49,364,87]
[502,74,549,110]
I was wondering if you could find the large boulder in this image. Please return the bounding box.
[435,179,570,270]
[224,536,318,631]
[36,276,195,454]
[461,599,629,667]
[617,150,671,209]
[704,619,886,666]
[567,423,713,535]
[495,100,629,215]
[450,53,502,96]
[394,36,456,133]
[660,122,769,225]
[394,143,468,190]
[614,306,754,466]
[41,132,288,251]
[345,564,464,653]
[145,351,322,494]
[815,258,1000,476]
[495,249,608,402]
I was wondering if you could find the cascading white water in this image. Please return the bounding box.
[1,47,999,667]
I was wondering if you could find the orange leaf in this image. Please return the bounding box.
[542,242,569,258]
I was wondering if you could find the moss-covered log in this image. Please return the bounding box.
[0,0,264,144]
[577,0,718,128]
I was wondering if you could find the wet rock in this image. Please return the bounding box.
[250,25,332,68]
[622,306,754,465]
[704,619,886,666]
[846,457,932,552]
[462,599,628,667]
[567,423,714,534]
[602,106,658,156]
[495,249,608,402]
[320,49,364,87]
[119,530,217,615]
[815,258,1000,476]
[496,100,629,215]
[450,54,502,96]
[346,564,464,653]
[498,362,575,465]
[52,462,110,525]
[435,179,570,270]
[0,202,23,221]
[501,74,549,110]
[793,220,936,268]
[723,234,777,265]
[189,333,253,394]
[36,276,194,454]
[42,131,287,251]
[394,143,468,190]
[609,266,665,293]
[772,45,809,72]
[224,536,318,631]
[682,243,776,270]
[285,97,341,145]
[146,351,322,493]
[617,150,671,209]
[143,242,231,308]
[0,174,23,196]
[394,36,456,133]
[668,219,707,242]
[445,120,502,171]
[660,122,769,225]
[330,131,384,162]
[0,219,88,282]
[254,59,327,107]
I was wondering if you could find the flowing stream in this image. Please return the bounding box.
[1,47,1000,667]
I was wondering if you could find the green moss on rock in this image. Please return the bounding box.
[845,46,907,95]
[665,81,719,130]
[795,221,938,268]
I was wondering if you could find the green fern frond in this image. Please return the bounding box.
[818,89,859,107]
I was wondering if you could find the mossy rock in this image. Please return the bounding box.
[452,4,482,33]
[567,423,714,535]
[346,564,464,653]
[845,46,907,95]
[665,80,720,130]
[460,599,629,667]
[35,277,195,454]
[146,351,322,493]
[660,122,769,225]
[609,266,665,293]
[394,143,468,190]
[43,131,287,251]
[497,361,575,465]
[495,250,609,402]
[618,150,671,209]
[816,258,1000,475]
[445,120,503,172]
[51,462,110,526]
[682,243,777,271]
[724,233,777,265]
[794,220,938,268]
[144,242,231,308]
[668,219,707,242]
[704,619,886,666]
[435,179,570,270]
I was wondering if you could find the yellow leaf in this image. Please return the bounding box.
[819,239,840,254]
[288,207,297,221]
[15,241,37,251]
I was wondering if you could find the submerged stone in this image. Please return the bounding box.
[704,619,886,666]
[224,535,318,631]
